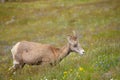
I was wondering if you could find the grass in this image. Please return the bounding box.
[0,0,120,80]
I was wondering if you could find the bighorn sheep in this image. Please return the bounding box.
[9,31,85,73]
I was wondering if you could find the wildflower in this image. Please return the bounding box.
[63,71,68,79]
[64,71,67,75]
[79,67,84,72]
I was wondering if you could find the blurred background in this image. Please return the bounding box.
[0,0,120,80]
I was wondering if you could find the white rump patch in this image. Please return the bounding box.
[11,42,20,55]
[11,42,21,65]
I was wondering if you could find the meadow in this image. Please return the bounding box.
[0,0,120,80]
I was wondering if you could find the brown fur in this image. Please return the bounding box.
[9,31,85,73]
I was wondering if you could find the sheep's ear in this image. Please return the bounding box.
[73,30,79,40]
[73,30,77,37]
[67,35,73,44]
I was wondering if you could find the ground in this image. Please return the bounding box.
[0,0,120,80]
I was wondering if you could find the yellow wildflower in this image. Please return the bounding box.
[64,71,67,75]
[63,71,67,79]
[79,67,84,71]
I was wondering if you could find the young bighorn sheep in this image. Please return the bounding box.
[9,31,85,72]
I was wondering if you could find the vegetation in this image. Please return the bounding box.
[0,0,120,80]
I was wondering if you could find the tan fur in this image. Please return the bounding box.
[9,31,85,73]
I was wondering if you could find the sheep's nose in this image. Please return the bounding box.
[81,50,85,55]
[83,50,85,53]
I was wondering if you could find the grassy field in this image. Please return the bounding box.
[0,0,120,80]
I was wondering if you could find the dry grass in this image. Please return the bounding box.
[0,0,120,80]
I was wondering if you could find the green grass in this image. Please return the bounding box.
[0,0,120,80]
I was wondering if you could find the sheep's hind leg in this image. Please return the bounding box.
[8,63,20,74]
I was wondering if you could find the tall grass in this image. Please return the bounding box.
[0,0,120,80]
